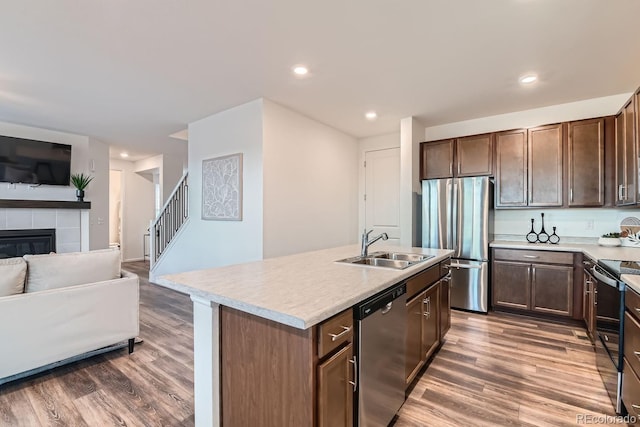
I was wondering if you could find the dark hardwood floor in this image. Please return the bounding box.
[0,262,617,426]
[0,261,195,427]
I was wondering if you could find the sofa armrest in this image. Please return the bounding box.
[0,272,139,379]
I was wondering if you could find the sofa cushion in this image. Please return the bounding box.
[0,257,27,297]
[24,249,121,293]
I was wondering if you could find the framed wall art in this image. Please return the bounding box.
[201,153,243,221]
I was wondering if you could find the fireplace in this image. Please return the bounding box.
[0,229,56,258]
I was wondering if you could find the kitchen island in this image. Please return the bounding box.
[156,244,452,427]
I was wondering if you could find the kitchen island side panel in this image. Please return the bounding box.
[221,306,316,426]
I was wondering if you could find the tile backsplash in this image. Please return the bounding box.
[494,208,639,243]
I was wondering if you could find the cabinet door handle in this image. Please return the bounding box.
[585,280,593,285]
[348,356,357,392]
[634,351,640,360]
[619,185,625,201]
[570,188,573,202]
[328,326,351,342]
[635,308,640,315]
[457,163,461,175]
[449,163,453,176]
[523,255,539,259]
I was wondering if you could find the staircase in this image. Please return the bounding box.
[149,173,188,269]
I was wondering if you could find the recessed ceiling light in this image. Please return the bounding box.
[365,111,377,120]
[519,74,538,84]
[120,152,129,158]
[293,65,309,76]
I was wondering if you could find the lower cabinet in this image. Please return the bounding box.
[422,283,440,361]
[623,286,640,421]
[317,343,354,427]
[440,274,451,337]
[405,263,451,388]
[492,249,576,318]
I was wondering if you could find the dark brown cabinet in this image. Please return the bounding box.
[567,118,605,206]
[405,291,424,385]
[528,124,563,207]
[531,264,573,317]
[420,134,493,180]
[404,259,451,388]
[421,283,440,361]
[495,129,527,207]
[492,249,575,318]
[440,275,451,338]
[317,343,354,427]
[623,287,640,421]
[456,134,493,177]
[495,124,563,207]
[615,98,638,206]
[421,139,454,179]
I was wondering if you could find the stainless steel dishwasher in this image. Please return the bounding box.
[355,282,407,427]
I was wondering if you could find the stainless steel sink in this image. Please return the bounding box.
[336,251,434,270]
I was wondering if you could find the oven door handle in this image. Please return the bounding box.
[592,265,618,287]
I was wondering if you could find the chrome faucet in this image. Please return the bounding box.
[361,228,389,257]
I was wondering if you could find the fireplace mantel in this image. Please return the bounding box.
[0,199,91,209]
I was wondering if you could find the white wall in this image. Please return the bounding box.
[161,145,188,204]
[358,132,400,238]
[0,120,91,201]
[0,121,110,251]
[109,170,122,244]
[110,159,155,261]
[152,99,264,278]
[87,137,109,250]
[423,93,635,240]
[262,100,359,258]
[400,117,424,247]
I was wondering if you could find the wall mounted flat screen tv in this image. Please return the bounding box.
[0,135,72,186]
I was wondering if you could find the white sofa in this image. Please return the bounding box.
[0,249,139,383]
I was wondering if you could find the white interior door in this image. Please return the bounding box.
[365,148,401,244]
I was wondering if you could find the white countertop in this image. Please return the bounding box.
[490,240,640,262]
[157,244,453,330]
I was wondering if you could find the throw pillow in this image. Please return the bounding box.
[0,257,27,297]
[24,249,121,293]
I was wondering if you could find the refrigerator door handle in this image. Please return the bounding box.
[450,263,482,269]
[450,181,458,251]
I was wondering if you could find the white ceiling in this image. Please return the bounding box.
[0,0,639,158]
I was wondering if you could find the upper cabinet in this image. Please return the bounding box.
[616,96,638,206]
[420,133,493,180]
[495,125,563,208]
[528,124,563,207]
[495,129,527,207]
[567,118,605,207]
[420,139,454,179]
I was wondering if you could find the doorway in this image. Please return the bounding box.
[109,169,123,251]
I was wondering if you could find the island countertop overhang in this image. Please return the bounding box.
[156,244,453,329]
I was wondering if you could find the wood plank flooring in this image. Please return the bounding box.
[396,312,618,427]
[0,262,618,426]
[0,262,195,427]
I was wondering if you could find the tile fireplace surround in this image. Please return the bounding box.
[0,200,92,253]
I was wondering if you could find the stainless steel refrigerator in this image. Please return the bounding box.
[422,177,493,313]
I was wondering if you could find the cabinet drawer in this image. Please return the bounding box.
[623,358,640,422]
[625,311,640,378]
[493,249,573,265]
[318,309,353,359]
[406,264,440,300]
[627,287,640,321]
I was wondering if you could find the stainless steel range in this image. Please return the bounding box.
[593,259,640,414]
